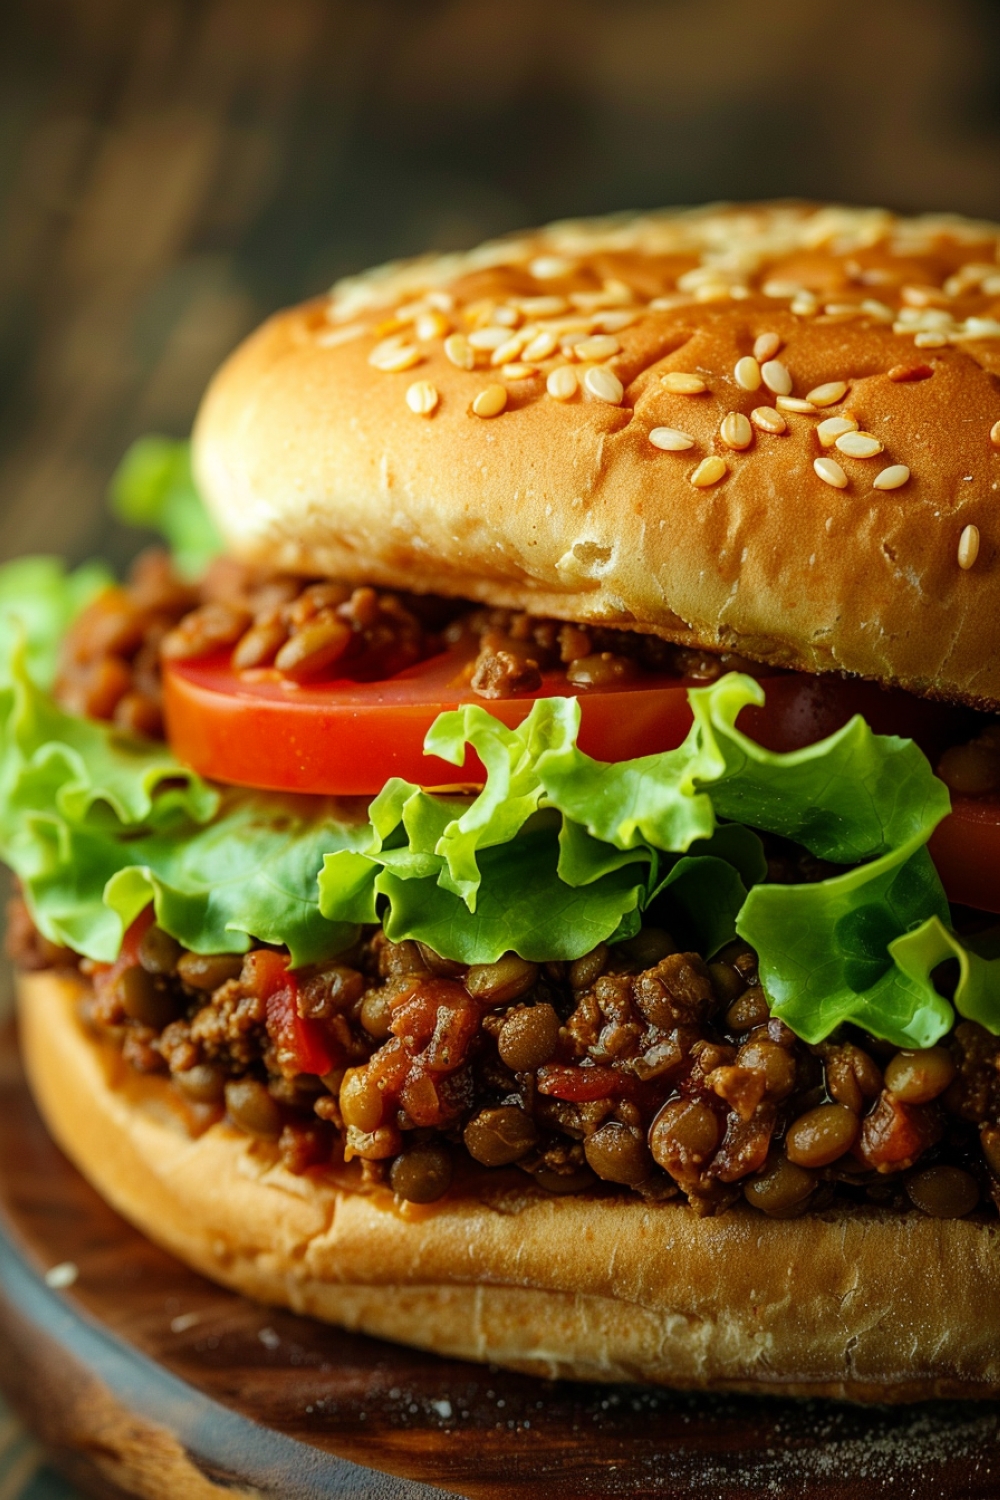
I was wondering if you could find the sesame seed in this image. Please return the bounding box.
[603,277,636,303]
[990,420,1000,448]
[426,290,454,312]
[958,524,980,569]
[315,322,367,347]
[823,303,862,318]
[676,267,724,292]
[501,363,537,380]
[405,380,439,415]
[44,1261,78,1290]
[750,406,787,434]
[690,456,727,487]
[958,317,1000,339]
[443,334,475,370]
[594,309,641,332]
[517,296,568,317]
[753,332,782,362]
[776,396,818,414]
[490,305,521,328]
[490,334,527,366]
[719,412,753,450]
[694,282,732,302]
[901,285,950,308]
[374,316,406,338]
[469,326,511,351]
[734,356,761,391]
[583,367,625,405]
[761,360,793,396]
[574,334,621,362]
[835,430,884,459]
[415,310,450,341]
[861,299,895,323]
[522,330,559,362]
[817,416,859,447]
[530,255,575,280]
[763,280,802,299]
[661,372,707,394]
[546,365,578,401]
[649,426,695,451]
[914,331,949,348]
[570,283,635,312]
[896,308,953,332]
[560,331,589,356]
[394,300,431,324]
[791,293,818,317]
[368,341,423,373]
[463,298,499,329]
[873,464,910,490]
[472,384,507,418]
[806,381,848,407]
[888,363,934,382]
[814,457,848,489]
[983,275,1000,296]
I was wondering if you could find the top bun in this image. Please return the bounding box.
[193,203,1000,709]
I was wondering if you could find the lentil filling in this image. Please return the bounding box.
[11,897,1000,1221]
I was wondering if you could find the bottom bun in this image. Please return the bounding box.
[17,970,1000,1402]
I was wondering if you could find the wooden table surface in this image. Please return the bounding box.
[1,1019,999,1500]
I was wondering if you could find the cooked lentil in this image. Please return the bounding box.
[10,890,1000,1218]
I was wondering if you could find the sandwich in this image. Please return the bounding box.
[4,201,1000,1401]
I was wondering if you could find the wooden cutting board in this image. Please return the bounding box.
[0,1019,997,1500]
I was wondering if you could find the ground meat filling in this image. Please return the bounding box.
[11,898,998,1220]
[54,549,761,727]
[54,550,999,777]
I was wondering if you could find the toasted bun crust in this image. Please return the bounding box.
[193,203,1000,709]
[19,969,1000,1401]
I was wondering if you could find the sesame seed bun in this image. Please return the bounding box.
[193,203,1000,710]
[20,968,1000,1402]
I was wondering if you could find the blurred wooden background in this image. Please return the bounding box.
[0,0,998,577]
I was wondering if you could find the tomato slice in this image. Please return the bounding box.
[163,637,699,795]
[928,795,1000,916]
[164,636,974,797]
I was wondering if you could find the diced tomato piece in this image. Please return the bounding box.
[537,1063,631,1102]
[391,979,479,1073]
[92,905,156,999]
[257,953,335,1077]
[854,1092,942,1172]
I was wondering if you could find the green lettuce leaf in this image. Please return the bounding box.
[890,916,1000,1038]
[737,846,956,1046]
[376,824,648,964]
[0,556,113,689]
[0,645,364,964]
[110,436,222,577]
[320,671,996,1047]
[101,791,366,966]
[688,675,950,863]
